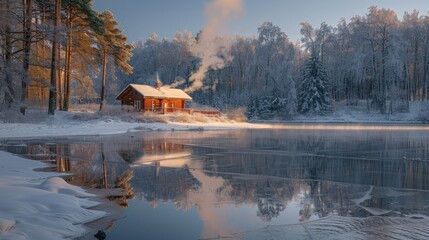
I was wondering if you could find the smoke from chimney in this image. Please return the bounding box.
[155,72,162,89]
[184,0,243,93]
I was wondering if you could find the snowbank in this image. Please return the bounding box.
[0,151,105,240]
[0,110,270,139]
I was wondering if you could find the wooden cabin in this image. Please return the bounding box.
[116,82,192,113]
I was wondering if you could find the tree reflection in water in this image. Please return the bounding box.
[0,140,136,208]
[109,170,135,207]
[257,198,286,222]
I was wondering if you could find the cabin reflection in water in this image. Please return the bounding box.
[117,140,191,163]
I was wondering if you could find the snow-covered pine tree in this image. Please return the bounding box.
[297,54,331,115]
[247,96,260,119]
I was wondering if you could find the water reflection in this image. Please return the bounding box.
[1,128,429,239]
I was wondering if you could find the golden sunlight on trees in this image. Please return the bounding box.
[96,10,133,111]
[0,0,131,115]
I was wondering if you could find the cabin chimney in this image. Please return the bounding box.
[155,79,162,89]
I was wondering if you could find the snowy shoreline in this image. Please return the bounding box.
[1,120,428,141]
[1,102,428,140]
[0,151,106,240]
[1,110,428,140]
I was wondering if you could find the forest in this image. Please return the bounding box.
[0,0,132,115]
[1,1,429,119]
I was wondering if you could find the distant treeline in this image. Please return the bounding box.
[117,7,429,118]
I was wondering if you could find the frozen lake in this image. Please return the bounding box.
[2,126,429,239]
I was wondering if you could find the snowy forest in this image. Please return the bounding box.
[1,1,429,119]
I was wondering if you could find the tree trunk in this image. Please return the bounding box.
[381,41,387,115]
[413,39,419,101]
[403,63,410,112]
[57,42,62,110]
[48,0,61,115]
[99,51,107,111]
[423,37,429,101]
[64,9,72,111]
[101,144,107,189]
[370,40,378,110]
[4,25,14,109]
[21,0,33,115]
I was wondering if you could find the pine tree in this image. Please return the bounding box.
[62,0,104,111]
[96,11,133,111]
[297,54,331,115]
[247,96,260,119]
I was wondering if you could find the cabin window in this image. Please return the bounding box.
[171,103,175,108]
[151,100,155,110]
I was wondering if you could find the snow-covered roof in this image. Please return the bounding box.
[116,84,192,100]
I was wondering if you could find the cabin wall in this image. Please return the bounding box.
[171,99,185,108]
[161,99,186,112]
[119,88,144,106]
[166,99,185,108]
[143,99,186,112]
[118,88,144,111]
[143,98,161,110]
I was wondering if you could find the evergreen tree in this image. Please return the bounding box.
[297,54,331,115]
[246,96,260,119]
[62,0,104,111]
[96,10,133,111]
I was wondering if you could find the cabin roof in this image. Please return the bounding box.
[116,84,192,100]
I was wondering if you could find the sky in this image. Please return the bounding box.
[93,0,429,44]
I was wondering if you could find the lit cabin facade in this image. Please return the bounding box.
[115,83,192,113]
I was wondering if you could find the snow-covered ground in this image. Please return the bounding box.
[0,151,105,240]
[0,110,272,139]
[0,102,428,140]
[258,100,429,124]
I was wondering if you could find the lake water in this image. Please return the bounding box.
[2,126,429,239]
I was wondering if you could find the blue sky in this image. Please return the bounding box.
[93,0,429,43]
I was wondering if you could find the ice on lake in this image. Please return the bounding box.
[2,126,429,239]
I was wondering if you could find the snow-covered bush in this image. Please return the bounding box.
[225,107,247,122]
[247,92,293,120]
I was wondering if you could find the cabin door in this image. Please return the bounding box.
[135,100,141,112]
[163,102,167,114]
